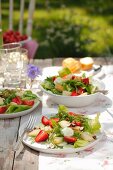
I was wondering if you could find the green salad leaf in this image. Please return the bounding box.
[22,90,37,99]
[58,105,68,114]
[74,139,89,148]
[4,93,16,105]
[90,113,101,133]
[83,113,101,134]
[41,77,55,90]
[51,120,62,136]
[58,67,71,77]
[6,105,31,114]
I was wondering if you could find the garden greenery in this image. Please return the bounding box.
[40,20,95,58]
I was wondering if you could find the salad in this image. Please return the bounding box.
[28,105,101,149]
[41,67,99,96]
[0,89,38,114]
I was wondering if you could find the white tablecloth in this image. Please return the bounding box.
[39,66,113,170]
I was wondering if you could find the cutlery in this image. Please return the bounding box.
[93,65,102,72]
[13,115,36,151]
[92,65,102,76]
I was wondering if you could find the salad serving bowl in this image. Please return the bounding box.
[41,81,104,107]
[40,67,105,107]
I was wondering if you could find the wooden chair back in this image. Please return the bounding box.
[0,0,36,37]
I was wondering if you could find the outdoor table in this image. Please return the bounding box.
[0,57,113,170]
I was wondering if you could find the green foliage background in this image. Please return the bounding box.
[1,0,113,59]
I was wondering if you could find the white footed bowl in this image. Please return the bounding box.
[40,79,105,108]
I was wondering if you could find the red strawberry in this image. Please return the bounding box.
[7,30,14,35]
[22,100,34,106]
[77,87,84,95]
[75,122,81,126]
[22,35,28,40]
[68,112,77,116]
[71,91,78,96]
[0,106,7,114]
[64,136,77,143]
[41,116,49,126]
[82,78,89,85]
[49,118,60,127]
[52,76,57,82]
[14,31,20,36]
[72,75,76,80]
[3,30,28,44]
[12,96,23,105]
[15,36,21,42]
[35,130,49,142]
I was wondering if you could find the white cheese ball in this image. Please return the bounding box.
[0,97,4,105]
[61,127,74,137]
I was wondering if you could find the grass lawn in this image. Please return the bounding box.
[1,0,113,59]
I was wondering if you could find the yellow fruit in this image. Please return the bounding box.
[62,58,81,73]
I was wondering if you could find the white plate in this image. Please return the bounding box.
[0,100,40,119]
[0,89,40,119]
[42,93,112,115]
[20,116,104,154]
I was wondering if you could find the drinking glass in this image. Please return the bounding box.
[19,48,29,88]
[0,43,22,87]
[20,48,28,66]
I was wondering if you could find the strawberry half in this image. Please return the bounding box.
[0,106,7,114]
[75,121,81,126]
[22,100,34,106]
[12,96,23,105]
[49,118,60,127]
[68,112,77,116]
[41,116,49,126]
[82,78,89,85]
[77,87,84,95]
[35,130,49,142]
[71,91,78,96]
[64,136,77,143]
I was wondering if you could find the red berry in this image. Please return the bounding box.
[75,122,81,126]
[64,136,77,143]
[71,91,78,96]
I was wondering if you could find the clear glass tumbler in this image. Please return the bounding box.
[0,43,22,87]
[19,48,29,88]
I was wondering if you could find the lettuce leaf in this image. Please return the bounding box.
[58,67,71,77]
[90,113,101,133]
[6,105,31,114]
[42,80,54,90]
[83,113,101,134]
[22,90,37,99]
[58,105,68,114]
[74,139,89,148]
